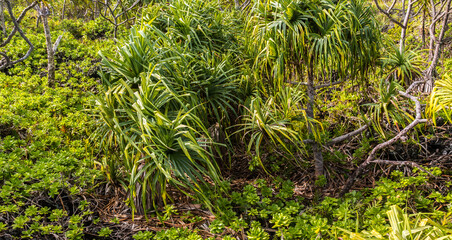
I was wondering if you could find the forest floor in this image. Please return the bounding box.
[1,8,452,239]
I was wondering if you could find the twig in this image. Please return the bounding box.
[303,124,368,146]
[370,159,435,177]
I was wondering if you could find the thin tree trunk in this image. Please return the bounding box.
[41,7,55,86]
[306,61,324,178]
[94,0,99,20]
[0,0,5,40]
[61,0,66,20]
[428,0,437,60]
[399,0,413,52]
[133,162,164,217]
[425,0,452,92]
[421,8,426,47]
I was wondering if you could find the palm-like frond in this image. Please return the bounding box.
[381,42,424,87]
[338,205,452,240]
[249,0,381,91]
[364,79,414,138]
[233,93,310,168]
[428,74,452,123]
[343,0,381,79]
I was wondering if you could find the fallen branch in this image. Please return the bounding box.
[303,124,368,146]
[340,82,428,196]
[406,80,426,93]
[325,125,368,146]
[315,80,342,90]
[370,159,435,177]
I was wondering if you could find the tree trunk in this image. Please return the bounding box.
[428,0,437,60]
[41,7,55,86]
[306,62,324,178]
[421,8,426,47]
[399,0,413,52]
[0,0,5,40]
[133,180,163,216]
[94,0,99,20]
[61,0,66,20]
[424,0,452,92]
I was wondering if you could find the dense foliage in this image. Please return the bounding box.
[0,0,452,239]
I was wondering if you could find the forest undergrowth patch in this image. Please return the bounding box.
[2,0,452,239]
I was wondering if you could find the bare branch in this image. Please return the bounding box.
[370,159,435,177]
[53,35,63,53]
[315,80,342,90]
[325,125,368,146]
[386,0,397,12]
[373,0,404,27]
[406,80,425,93]
[0,0,35,70]
[413,3,424,17]
[340,81,427,196]
[0,1,36,48]
[116,0,141,18]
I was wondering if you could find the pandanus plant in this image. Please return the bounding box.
[93,0,242,216]
[93,74,221,217]
[247,0,381,177]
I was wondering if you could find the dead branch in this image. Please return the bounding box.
[0,0,35,70]
[340,82,428,196]
[0,1,36,48]
[373,0,404,27]
[406,80,426,93]
[385,0,397,12]
[325,125,368,146]
[370,159,435,177]
[315,80,343,90]
[53,35,63,53]
[97,0,141,38]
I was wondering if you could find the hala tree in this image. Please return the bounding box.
[94,0,241,215]
[249,0,381,177]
